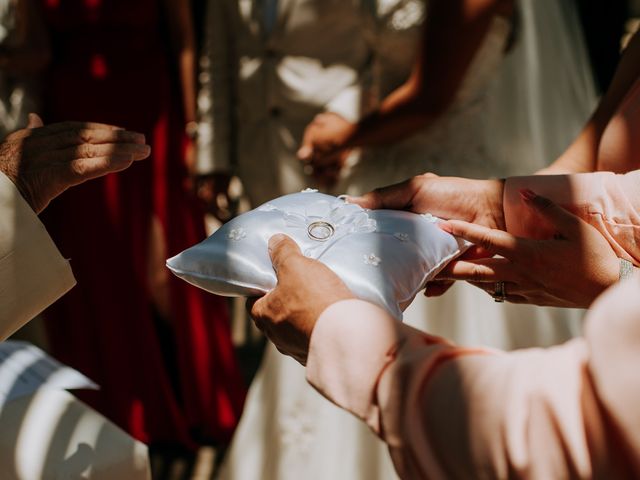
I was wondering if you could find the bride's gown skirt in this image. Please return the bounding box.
[220,1,596,478]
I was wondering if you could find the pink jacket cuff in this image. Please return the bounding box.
[306,299,457,431]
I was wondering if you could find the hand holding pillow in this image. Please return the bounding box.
[167,190,466,319]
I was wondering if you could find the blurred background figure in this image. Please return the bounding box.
[36,0,245,477]
[0,0,49,139]
[194,0,370,212]
[216,1,597,479]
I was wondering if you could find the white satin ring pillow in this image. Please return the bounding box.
[166,190,466,319]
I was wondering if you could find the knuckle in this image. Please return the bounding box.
[71,161,89,177]
[76,129,94,143]
[478,232,495,251]
[266,292,285,317]
[78,143,97,158]
[470,264,487,282]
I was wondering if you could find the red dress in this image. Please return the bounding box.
[39,0,245,448]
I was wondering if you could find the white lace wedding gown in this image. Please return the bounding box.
[219,2,596,479]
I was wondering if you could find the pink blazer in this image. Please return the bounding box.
[306,171,640,479]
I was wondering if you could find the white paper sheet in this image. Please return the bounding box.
[0,341,98,409]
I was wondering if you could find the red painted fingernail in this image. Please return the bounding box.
[519,188,536,202]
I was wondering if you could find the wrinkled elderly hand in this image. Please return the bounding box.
[350,173,506,230]
[0,114,151,213]
[297,112,354,187]
[435,190,620,308]
[249,234,355,365]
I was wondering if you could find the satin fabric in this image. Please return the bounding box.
[168,191,465,319]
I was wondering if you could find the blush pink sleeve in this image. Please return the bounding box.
[503,171,640,264]
[306,279,640,479]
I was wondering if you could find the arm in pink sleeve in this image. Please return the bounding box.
[503,170,640,264]
[307,280,640,479]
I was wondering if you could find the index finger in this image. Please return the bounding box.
[31,121,125,136]
[31,128,147,151]
[8,121,127,141]
[440,220,526,260]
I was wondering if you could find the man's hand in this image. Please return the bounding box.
[350,173,506,230]
[298,112,354,188]
[435,190,620,308]
[249,234,355,365]
[0,114,151,213]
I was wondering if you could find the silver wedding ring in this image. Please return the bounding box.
[492,281,506,303]
[307,221,335,241]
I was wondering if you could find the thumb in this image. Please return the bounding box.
[297,144,313,161]
[27,113,44,129]
[297,130,314,161]
[268,234,303,275]
[520,189,583,238]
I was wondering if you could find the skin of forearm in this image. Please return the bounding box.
[340,80,445,149]
[540,31,640,175]
[338,0,512,152]
[536,127,600,175]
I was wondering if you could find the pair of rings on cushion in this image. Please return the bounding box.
[492,281,506,303]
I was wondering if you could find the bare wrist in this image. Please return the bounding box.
[477,178,505,230]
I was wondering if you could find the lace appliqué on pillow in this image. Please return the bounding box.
[227,228,247,241]
[364,253,381,267]
[282,199,377,256]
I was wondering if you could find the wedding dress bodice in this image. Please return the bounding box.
[341,3,512,195]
